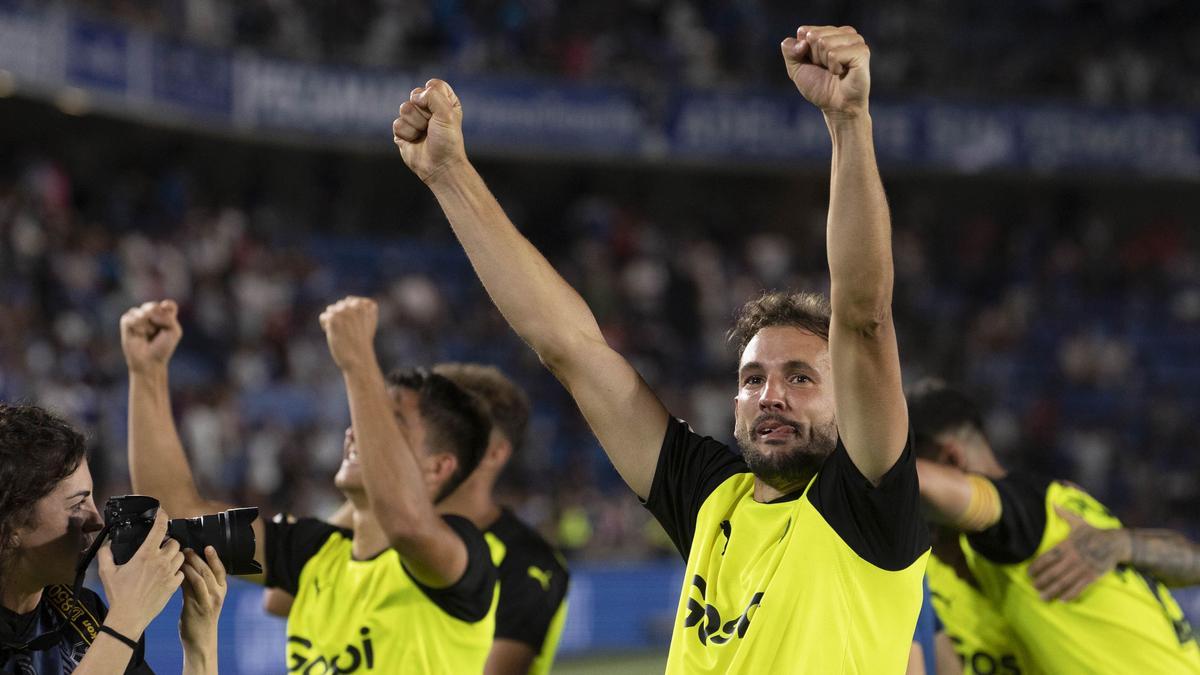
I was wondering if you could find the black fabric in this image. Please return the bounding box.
[487,509,569,650]
[643,414,927,570]
[263,514,347,594]
[642,416,749,559]
[806,434,928,571]
[0,587,150,674]
[403,515,498,623]
[966,472,1053,564]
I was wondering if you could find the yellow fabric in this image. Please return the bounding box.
[663,473,928,674]
[963,480,1200,674]
[529,596,568,675]
[285,531,499,674]
[926,552,1040,675]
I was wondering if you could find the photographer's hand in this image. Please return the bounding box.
[180,546,227,675]
[97,510,185,639]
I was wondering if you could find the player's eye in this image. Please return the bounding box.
[743,375,764,386]
[789,374,812,384]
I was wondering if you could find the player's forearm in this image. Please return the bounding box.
[916,459,989,531]
[1124,529,1200,587]
[341,362,438,543]
[425,162,606,368]
[825,114,894,331]
[127,367,208,516]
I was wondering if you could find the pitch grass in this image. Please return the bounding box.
[553,650,667,674]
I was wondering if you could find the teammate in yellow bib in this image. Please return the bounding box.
[926,529,1039,675]
[263,363,570,675]
[912,383,1200,674]
[393,24,929,672]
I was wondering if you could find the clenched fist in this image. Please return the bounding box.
[781,26,871,117]
[319,296,379,373]
[120,300,183,375]
[393,79,467,185]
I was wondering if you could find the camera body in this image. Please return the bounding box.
[104,495,263,575]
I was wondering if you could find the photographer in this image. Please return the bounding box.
[0,404,227,674]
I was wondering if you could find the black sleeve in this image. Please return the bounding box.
[78,589,152,674]
[966,473,1052,564]
[642,415,748,559]
[263,515,346,594]
[807,433,928,571]
[493,547,569,650]
[403,515,498,623]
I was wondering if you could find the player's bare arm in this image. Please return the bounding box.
[393,80,667,499]
[319,296,469,587]
[915,459,1002,532]
[784,26,907,483]
[1030,506,1200,601]
[484,640,536,675]
[121,300,267,583]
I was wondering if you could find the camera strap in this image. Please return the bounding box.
[0,585,101,656]
[72,522,112,597]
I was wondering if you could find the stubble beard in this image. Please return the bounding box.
[734,418,839,493]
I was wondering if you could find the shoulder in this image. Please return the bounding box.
[491,510,568,579]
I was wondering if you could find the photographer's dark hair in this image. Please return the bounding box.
[0,404,88,578]
[386,368,491,502]
[906,380,986,459]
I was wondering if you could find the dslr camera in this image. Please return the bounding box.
[104,495,263,575]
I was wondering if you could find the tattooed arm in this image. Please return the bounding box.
[1030,506,1200,600]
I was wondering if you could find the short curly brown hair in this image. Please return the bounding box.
[0,404,87,579]
[728,291,832,358]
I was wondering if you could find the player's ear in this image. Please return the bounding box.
[938,439,968,470]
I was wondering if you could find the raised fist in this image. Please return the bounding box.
[393,79,467,185]
[318,296,379,373]
[781,26,871,117]
[120,300,182,374]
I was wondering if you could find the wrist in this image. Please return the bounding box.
[824,110,872,136]
[336,350,379,377]
[1118,529,1136,565]
[128,362,170,381]
[102,611,147,643]
[423,156,473,191]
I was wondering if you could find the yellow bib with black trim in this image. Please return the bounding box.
[285,532,500,674]
[926,553,1039,675]
[664,473,928,673]
[963,481,1200,674]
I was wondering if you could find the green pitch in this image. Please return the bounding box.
[554,651,667,674]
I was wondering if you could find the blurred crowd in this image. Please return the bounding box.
[34,0,1199,106]
[1,111,1199,559]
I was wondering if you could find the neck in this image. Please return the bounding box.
[343,493,392,560]
[436,476,502,530]
[1,564,46,614]
[752,471,814,503]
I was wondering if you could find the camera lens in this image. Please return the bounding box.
[166,507,263,575]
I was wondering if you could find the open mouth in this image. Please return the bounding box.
[755,418,799,441]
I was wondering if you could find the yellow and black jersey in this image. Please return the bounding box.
[962,473,1200,674]
[264,514,498,674]
[485,509,569,675]
[643,416,929,674]
[926,540,1039,675]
